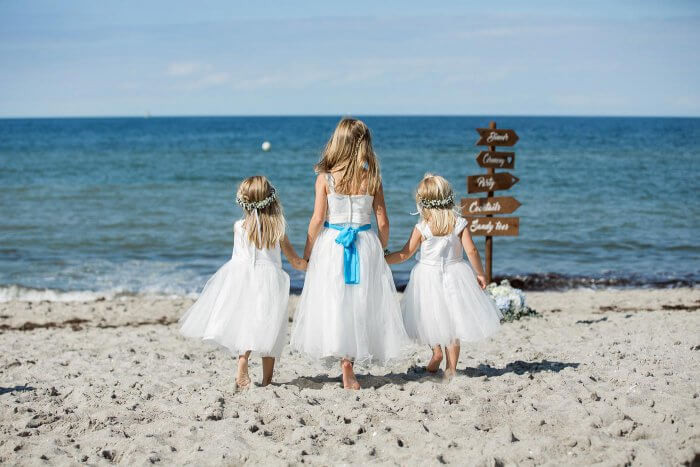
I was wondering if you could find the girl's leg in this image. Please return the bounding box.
[444,341,460,380]
[261,357,275,386]
[426,345,443,373]
[236,351,252,389]
[341,358,360,390]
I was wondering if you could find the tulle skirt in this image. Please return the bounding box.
[402,261,503,346]
[290,227,408,366]
[179,257,290,358]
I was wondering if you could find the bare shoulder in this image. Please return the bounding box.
[372,180,384,198]
[315,172,328,189]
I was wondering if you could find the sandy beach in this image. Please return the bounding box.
[1,288,698,466]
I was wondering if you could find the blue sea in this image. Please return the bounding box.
[0,116,698,301]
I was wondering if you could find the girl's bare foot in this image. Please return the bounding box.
[426,346,443,373]
[443,368,456,381]
[236,352,252,390]
[261,357,275,387]
[235,374,251,390]
[341,359,360,390]
[443,342,460,381]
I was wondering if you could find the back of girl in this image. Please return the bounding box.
[179,176,306,389]
[385,174,503,379]
[290,118,408,389]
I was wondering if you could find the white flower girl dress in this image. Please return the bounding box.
[179,220,290,358]
[402,218,503,346]
[290,174,408,365]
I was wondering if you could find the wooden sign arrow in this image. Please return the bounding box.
[467,173,519,193]
[465,216,519,236]
[475,128,519,146]
[476,151,515,169]
[461,196,521,215]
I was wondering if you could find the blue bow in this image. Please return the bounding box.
[324,221,371,284]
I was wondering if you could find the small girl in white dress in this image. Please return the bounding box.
[180,176,307,389]
[385,174,502,379]
[290,118,408,390]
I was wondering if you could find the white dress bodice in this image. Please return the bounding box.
[325,173,374,225]
[415,218,468,267]
[232,219,282,266]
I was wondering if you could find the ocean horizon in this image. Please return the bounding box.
[1,115,698,301]
[3,114,699,119]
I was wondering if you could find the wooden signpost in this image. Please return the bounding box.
[464,216,520,236]
[467,173,519,193]
[462,121,520,283]
[461,196,521,215]
[476,151,515,169]
[475,128,519,146]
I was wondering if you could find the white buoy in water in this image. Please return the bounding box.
[261,141,271,152]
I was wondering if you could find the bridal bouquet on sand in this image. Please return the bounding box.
[485,279,537,322]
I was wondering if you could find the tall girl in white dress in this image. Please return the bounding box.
[180,176,307,388]
[290,118,408,390]
[385,174,502,379]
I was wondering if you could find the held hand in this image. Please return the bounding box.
[298,258,308,271]
[477,275,487,289]
[291,258,308,271]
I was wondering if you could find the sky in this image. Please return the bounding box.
[1,1,699,117]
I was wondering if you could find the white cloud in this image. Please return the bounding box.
[165,61,230,90]
[193,72,231,88]
[549,93,628,113]
[166,61,207,76]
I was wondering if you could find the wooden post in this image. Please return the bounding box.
[485,121,496,283]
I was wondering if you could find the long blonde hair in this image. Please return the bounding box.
[416,173,458,236]
[315,118,381,195]
[236,176,285,249]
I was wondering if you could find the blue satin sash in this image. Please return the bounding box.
[324,221,371,284]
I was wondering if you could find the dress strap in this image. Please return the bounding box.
[325,173,336,193]
[454,217,468,235]
[416,221,432,239]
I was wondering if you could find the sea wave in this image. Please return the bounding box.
[1,271,695,303]
[0,285,196,303]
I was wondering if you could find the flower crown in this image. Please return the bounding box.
[236,187,277,211]
[417,193,455,209]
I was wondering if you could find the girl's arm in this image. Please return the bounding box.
[385,227,422,265]
[373,182,389,248]
[461,227,487,289]
[280,235,307,271]
[302,174,328,260]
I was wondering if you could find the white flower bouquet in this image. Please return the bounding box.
[485,279,537,322]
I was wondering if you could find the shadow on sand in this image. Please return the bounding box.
[461,359,580,378]
[282,366,443,390]
[282,360,580,390]
[0,385,36,396]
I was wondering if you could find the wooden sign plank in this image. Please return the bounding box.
[475,128,519,146]
[467,173,519,193]
[461,196,521,215]
[465,216,519,236]
[476,151,515,169]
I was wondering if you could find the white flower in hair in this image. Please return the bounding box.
[417,193,455,209]
[236,187,277,210]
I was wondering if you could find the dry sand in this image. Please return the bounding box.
[1,288,698,466]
